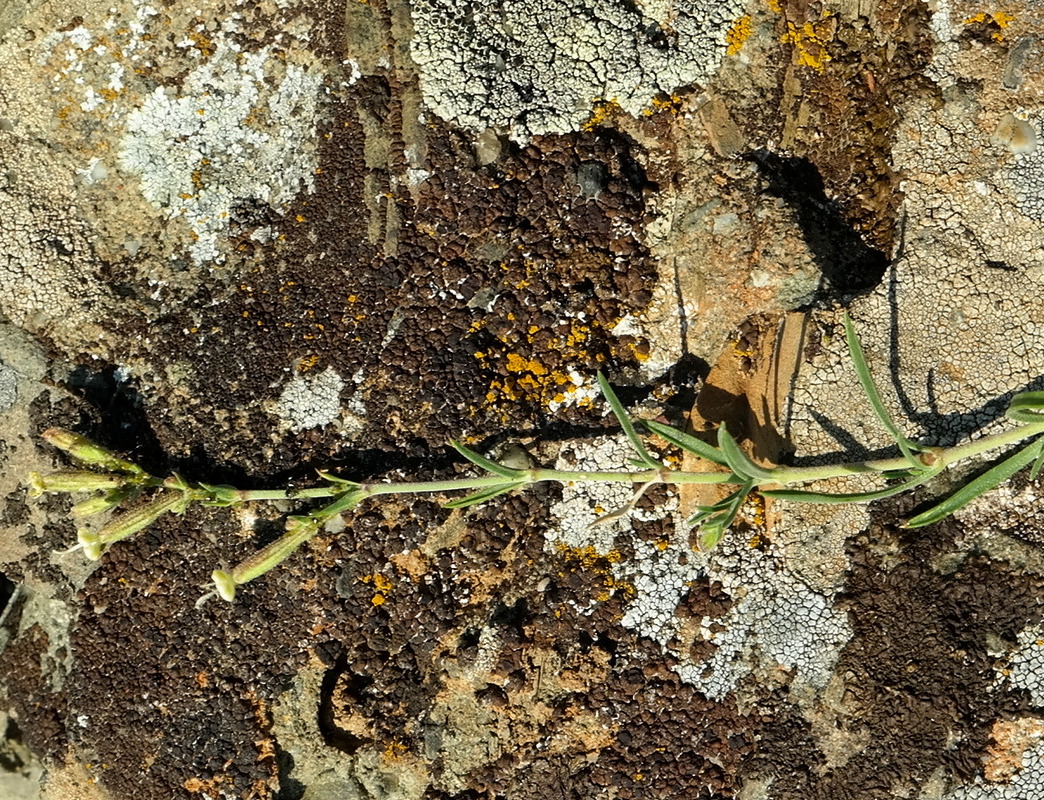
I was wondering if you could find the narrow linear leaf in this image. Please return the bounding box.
[443,481,525,509]
[1031,446,1044,481]
[905,438,1044,528]
[596,372,660,469]
[316,470,362,487]
[644,419,729,467]
[689,482,753,533]
[315,489,367,519]
[716,424,775,481]
[843,312,922,464]
[450,441,525,479]
[1006,392,1044,424]
[763,467,942,505]
[715,482,753,531]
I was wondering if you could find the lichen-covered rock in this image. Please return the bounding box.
[4,0,1044,797]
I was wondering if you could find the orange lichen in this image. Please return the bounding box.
[642,94,684,116]
[726,16,753,55]
[583,98,622,131]
[780,18,834,70]
[362,572,393,606]
[963,11,1015,40]
[556,545,633,603]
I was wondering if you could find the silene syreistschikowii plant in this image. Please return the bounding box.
[27,314,1044,603]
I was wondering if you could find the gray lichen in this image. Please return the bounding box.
[274,367,345,432]
[408,0,746,138]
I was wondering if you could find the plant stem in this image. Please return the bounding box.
[768,420,1044,485]
[227,421,1044,506]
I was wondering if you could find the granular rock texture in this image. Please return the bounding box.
[3,0,1044,798]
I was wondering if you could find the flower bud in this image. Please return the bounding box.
[77,529,105,561]
[41,428,145,475]
[213,516,321,602]
[212,569,238,603]
[96,491,187,545]
[70,494,124,518]
[27,470,126,497]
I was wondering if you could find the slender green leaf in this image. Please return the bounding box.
[905,439,1044,528]
[717,482,753,530]
[689,482,752,535]
[1006,392,1044,423]
[643,419,729,466]
[596,372,660,469]
[316,470,362,487]
[763,467,942,505]
[443,481,525,508]
[1031,446,1044,481]
[843,312,923,464]
[315,489,367,518]
[450,441,525,479]
[716,424,775,481]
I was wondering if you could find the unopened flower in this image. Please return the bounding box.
[77,529,105,561]
[96,491,187,545]
[27,470,126,497]
[211,516,321,602]
[41,429,146,475]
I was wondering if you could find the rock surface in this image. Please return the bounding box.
[3,0,1044,798]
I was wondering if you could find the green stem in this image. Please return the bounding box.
[768,421,1044,485]
[224,421,1044,506]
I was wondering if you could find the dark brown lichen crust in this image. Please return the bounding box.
[119,0,658,475]
[751,498,1044,800]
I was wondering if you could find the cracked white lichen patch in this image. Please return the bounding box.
[118,41,322,264]
[408,0,747,138]
[944,741,1044,799]
[0,362,16,411]
[0,134,105,338]
[546,433,850,698]
[617,536,702,644]
[674,536,852,701]
[274,367,345,432]
[1000,622,1044,707]
[1004,112,1044,221]
[0,0,324,269]
[546,435,672,553]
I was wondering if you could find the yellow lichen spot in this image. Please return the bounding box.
[726,15,753,55]
[297,355,321,372]
[654,538,670,551]
[642,94,684,116]
[963,11,1015,40]
[362,572,393,605]
[383,741,408,761]
[188,31,216,58]
[766,0,782,12]
[504,353,548,375]
[583,98,622,131]
[780,19,834,70]
[295,214,306,223]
